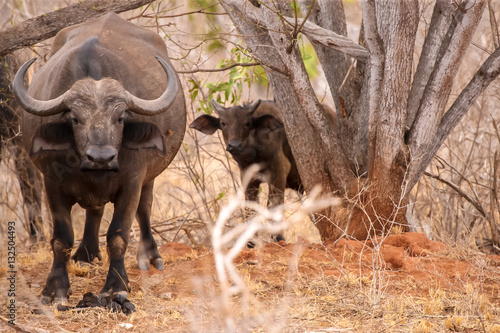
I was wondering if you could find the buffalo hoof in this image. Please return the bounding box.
[41,283,72,305]
[72,244,102,263]
[137,241,163,271]
[74,291,136,315]
[89,291,135,314]
[97,290,134,314]
[100,263,131,301]
[152,257,164,270]
[274,233,285,242]
[137,257,164,271]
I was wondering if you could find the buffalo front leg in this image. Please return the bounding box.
[136,181,163,271]
[100,183,141,299]
[41,193,74,304]
[72,207,104,263]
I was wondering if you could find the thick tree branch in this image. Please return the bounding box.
[407,0,485,168]
[406,0,455,130]
[222,0,368,60]
[0,0,156,56]
[361,0,385,180]
[408,46,500,190]
[300,0,367,174]
[287,18,369,60]
[262,1,355,192]
[371,0,418,180]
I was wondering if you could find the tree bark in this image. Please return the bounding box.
[0,0,156,56]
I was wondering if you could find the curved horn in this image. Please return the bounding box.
[248,99,261,115]
[13,58,68,116]
[126,56,179,116]
[210,99,226,116]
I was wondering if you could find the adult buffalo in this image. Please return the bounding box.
[13,13,186,304]
[190,100,302,210]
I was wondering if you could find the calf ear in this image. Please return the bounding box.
[122,122,166,155]
[189,115,220,135]
[253,115,283,134]
[31,123,72,156]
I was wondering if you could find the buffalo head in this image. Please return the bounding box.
[13,56,178,172]
[189,99,283,155]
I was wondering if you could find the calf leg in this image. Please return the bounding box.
[267,182,286,242]
[245,178,261,203]
[244,178,261,248]
[244,178,262,221]
[136,181,163,271]
[72,207,104,263]
[41,193,74,304]
[267,164,289,242]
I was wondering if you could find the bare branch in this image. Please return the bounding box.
[490,151,500,252]
[488,0,500,49]
[177,62,261,74]
[128,4,226,20]
[424,171,487,218]
[0,0,156,56]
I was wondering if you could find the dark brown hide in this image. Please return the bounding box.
[190,100,302,209]
[14,13,186,304]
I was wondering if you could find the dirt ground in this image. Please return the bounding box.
[1,231,500,332]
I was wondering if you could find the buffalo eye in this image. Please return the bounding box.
[245,121,251,127]
[118,117,125,124]
[221,121,226,127]
[71,117,79,125]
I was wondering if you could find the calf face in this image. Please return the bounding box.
[189,99,283,156]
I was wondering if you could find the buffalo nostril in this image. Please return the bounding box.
[226,140,242,152]
[86,146,117,163]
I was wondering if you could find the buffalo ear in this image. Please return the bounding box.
[253,115,283,134]
[189,115,220,135]
[31,123,72,156]
[122,122,166,155]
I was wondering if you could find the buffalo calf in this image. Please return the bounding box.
[190,100,302,212]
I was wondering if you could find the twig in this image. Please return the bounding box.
[424,171,487,218]
[177,61,261,74]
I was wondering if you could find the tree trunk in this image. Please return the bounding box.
[0,0,156,56]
